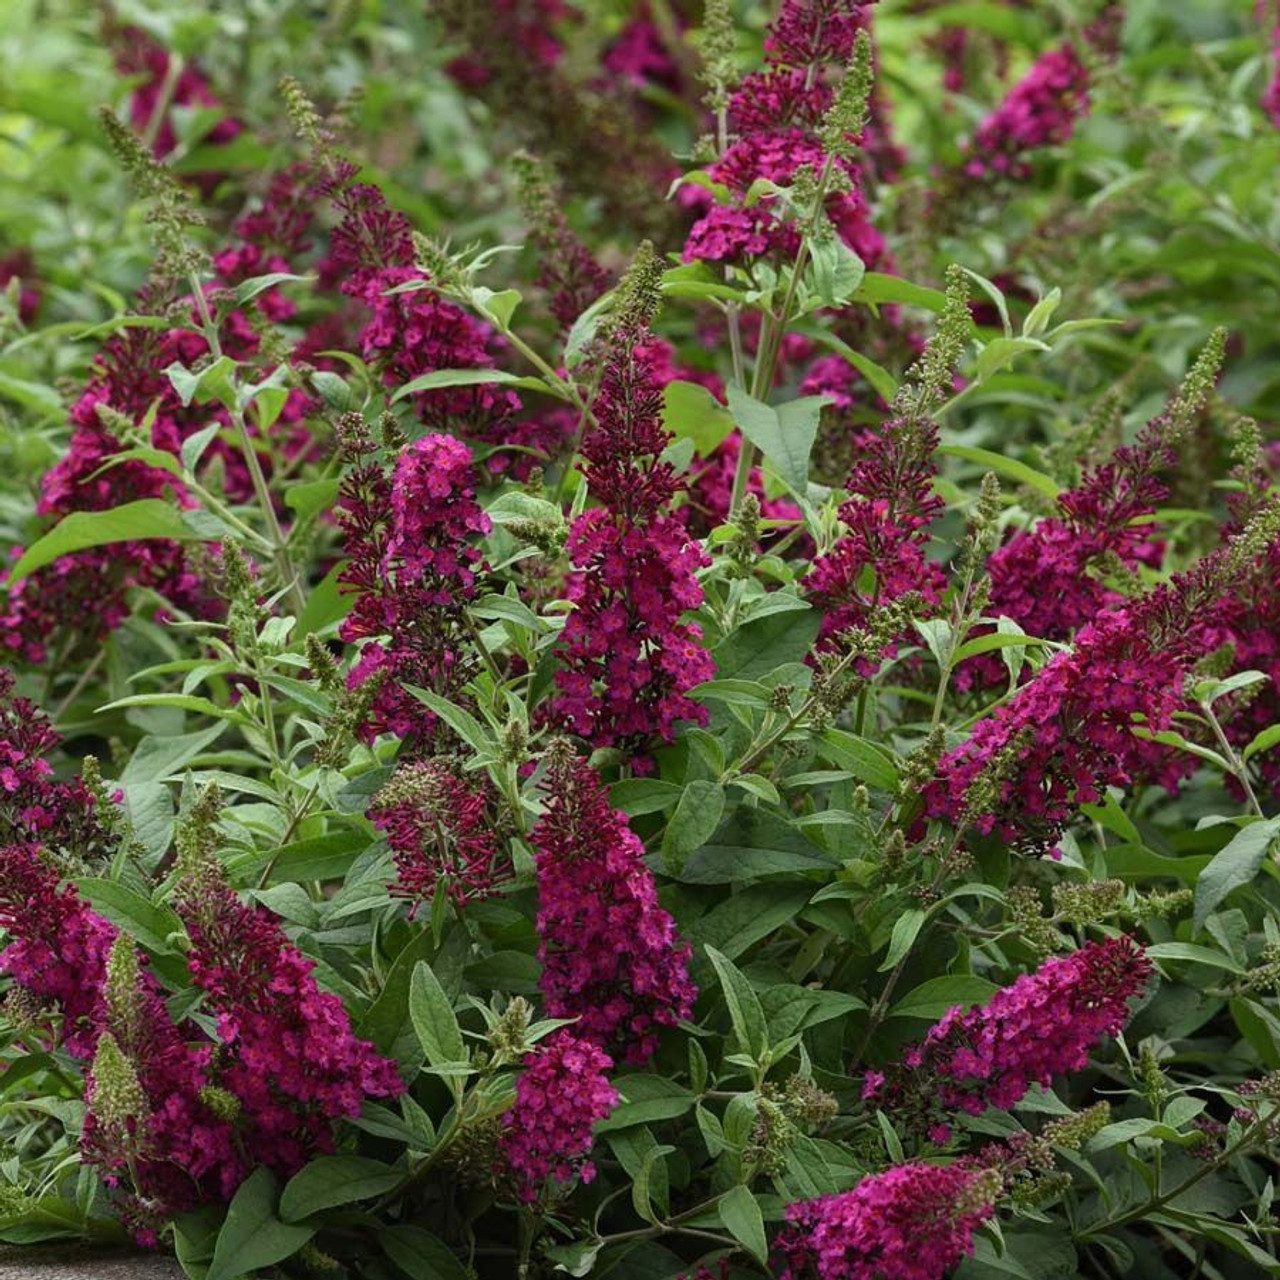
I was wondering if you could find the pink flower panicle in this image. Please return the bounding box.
[774,1162,997,1280]
[532,752,697,1065]
[499,1030,618,1200]
[1266,21,1280,127]
[925,547,1246,845]
[174,874,403,1177]
[83,954,246,1220]
[0,671,113,859]
[963,7,1121,182]
[865,937,1152,1126]
[370,760,509,909]
[0,844,114,1060]
[805,405,946,647]
[682,0,892,269]
[118,32,241,161]
[327,178,560,475]
[337,431,491,746]
[551,328,712,754]
[956,409,1177,692]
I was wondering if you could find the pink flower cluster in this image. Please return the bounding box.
[370,760,508,909]
[83,959,247,1221]
[682,0,889,268]
[774,1162,995,1280]
[327,178,566,476]
[532,754,697,1064]
[338,432,491,745]
[552,333,713,755]
[805,408,945,646]
[926,556,1234,845]
[0,671,112,859]
[499,1030,618,1200]
[117,29,242,164]
[963,7,1120,181]
[865,937,1152,1130]
[175,876,403,1176]
[957,411,1174,691]
[0,844,114,1059]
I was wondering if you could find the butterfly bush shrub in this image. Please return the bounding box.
[0,1,1279,1277]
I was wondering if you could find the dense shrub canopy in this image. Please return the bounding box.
[0,1,1279,1277]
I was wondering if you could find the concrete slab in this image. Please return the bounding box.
[0,1245,184,1279]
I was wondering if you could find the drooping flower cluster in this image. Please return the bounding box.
[173,814,403,1175]
[337,429,489,745]
[498,1030,618,1201]
[532,749,697,1064]
[865,937,1152,1130]
[370,760,509,909]
[683,0,889,269]
[925,529,1264,845]
[962,7,1121,181]
[773,1162,999,1280]
[551,280,713,754]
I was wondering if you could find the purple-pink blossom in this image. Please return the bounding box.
[499,1030,618,1199]
[532,752,697,1064]
[774,1162,997,1279]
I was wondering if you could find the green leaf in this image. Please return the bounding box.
[285,478,341,520]
[263,831,371,884]
[809,237,866,308]
[206,1168,314,1280]
[473,286,522,328]
[0,371,61,413]
[662,780,725,869]
[279,1156,402,1222]
[1242,723,1280,763]
[802,329,898,402]
[73,879,183,954]
[855,273,950,313]
[404,686,493,754]
[705,945,769,1065]
[719,1184,769,1265]
[952,632,1047,663]
[726,384,830,496]
[817,730,900,791]
[378,1225,471,1280]
[232,271,310,307]
[120,724,227,784]
[691,884,814,959]
[890,975,997,1021]
[410,961,466,1078]
[713,607,820,682]
[1145,942,1246,974]
[662,380,734,455]
[1192,816,1280,932]
[937,445,1060,499]
[879,908,926,972]
[679,810,837,883]
[8,500,196,583]
[596,1077,696,1132]
[390,368,548,403]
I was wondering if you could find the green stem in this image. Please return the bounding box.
[1201,698,1264,818]
[187,273,307,617]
